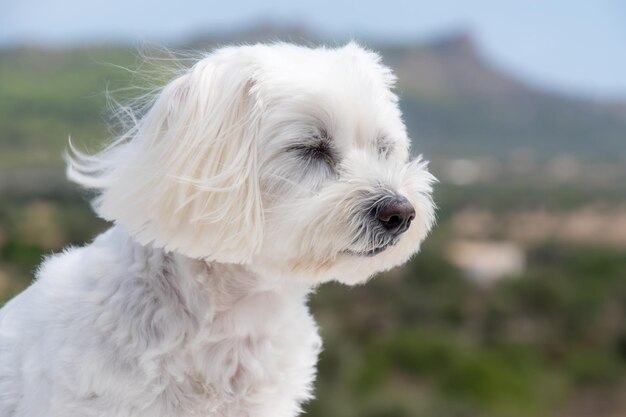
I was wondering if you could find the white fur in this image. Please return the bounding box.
[0,42,435,417]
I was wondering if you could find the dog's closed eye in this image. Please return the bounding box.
[288,129,338,170]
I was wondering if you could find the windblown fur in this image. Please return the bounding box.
[0,42,435,417]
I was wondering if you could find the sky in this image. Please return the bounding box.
[1,0,626,99]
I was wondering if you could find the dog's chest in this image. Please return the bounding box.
[145,292,322,417]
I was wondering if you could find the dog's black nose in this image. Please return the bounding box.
[375,197,415,236]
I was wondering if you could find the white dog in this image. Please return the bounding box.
[0,42,435,417]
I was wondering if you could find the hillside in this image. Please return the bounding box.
[377,33,626,161]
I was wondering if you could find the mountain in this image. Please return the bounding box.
[376,33,626,161]
[1,26,625,182]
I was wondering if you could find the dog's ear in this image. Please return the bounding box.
[68,49,264,262]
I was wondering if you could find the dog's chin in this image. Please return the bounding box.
[342,240,398,257]
[252,232,418,285]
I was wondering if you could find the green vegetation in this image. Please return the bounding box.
[305,238,626,417]
[0,48,140,168]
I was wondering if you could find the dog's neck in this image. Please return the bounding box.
[104,226,313,326]
[180,256,313,319]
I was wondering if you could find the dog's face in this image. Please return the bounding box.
[68,43,435,285]
[252,44,435,284]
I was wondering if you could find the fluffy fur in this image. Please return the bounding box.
[0,42,435,417]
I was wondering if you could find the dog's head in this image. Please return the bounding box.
[68,43,435,284]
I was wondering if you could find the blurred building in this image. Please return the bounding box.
[447,240,526,285]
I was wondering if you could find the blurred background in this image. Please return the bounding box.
[2,1,626,416]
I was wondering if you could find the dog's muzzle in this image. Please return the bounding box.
[344,195,416,257]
